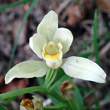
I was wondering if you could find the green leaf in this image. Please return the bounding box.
[53,68,67,82]
[93,10,100,65]
[0,86,46,100]
[0,103,6,110]
[69,79,84,110]
[47,95,59,105]
[45,68,83,109]
[79,87,91,93]
[51,73,69,90]
[67,100,80,110]
[37,77,45,86]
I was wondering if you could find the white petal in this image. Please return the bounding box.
[20,106,27,110]
[37,10,58,41]
[54,28,73,53]
[29,33,47,58]
[61,56,106,83]
[46,59,62,69]
[5,61,48,84]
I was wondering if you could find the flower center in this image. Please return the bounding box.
[46,41,58,54]
[42,41,63,69]
[42,41,62,62]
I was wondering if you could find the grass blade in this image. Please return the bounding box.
[0,86,45,100]
[93,10,100,65]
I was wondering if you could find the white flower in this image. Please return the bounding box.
[5,10,106,84]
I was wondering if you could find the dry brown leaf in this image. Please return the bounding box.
[24,4,30,12]
[12,20,27,46]
[66,5,84,26]
[96,0,110,10]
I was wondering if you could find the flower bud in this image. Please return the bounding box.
[32,96,43,110]
[20,96,43,110]
[20,99,34,110]
[59,80,74,99]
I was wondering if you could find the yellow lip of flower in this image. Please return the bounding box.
[42,42,62,62]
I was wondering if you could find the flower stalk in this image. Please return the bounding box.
[45,68,54,86]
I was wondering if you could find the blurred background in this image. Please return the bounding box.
[0,0,110,110]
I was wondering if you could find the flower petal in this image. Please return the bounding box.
[46,59,62,69]
[5,61,48,84]
[54,28,73,53]
[37,10,58,41]
[29,33,47,58]
[61,56,106,83]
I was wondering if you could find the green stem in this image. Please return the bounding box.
[0,0,32,11]
[43,103,66,110]
[45,69,58,90]
[8,0,37,70]
[45,68,54,85]
[47,70,58,89]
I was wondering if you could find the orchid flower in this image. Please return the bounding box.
[5,10,106,84]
